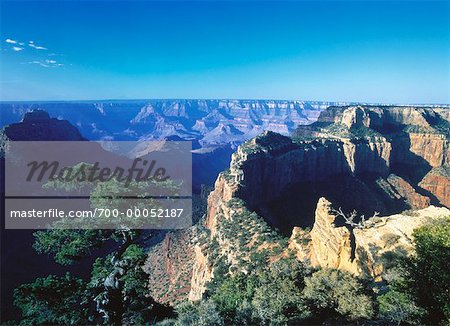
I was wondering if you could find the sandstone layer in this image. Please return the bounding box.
[291,197,450,281]
[188,105,449,301]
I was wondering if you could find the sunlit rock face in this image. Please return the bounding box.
[419,166,450,207]
[188,105,449,301]
[296,197,450,281]
[231,105,449,231]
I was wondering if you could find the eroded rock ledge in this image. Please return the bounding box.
[290,197,449,281]
[187,105,450,301]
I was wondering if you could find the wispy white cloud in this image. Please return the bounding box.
[27,61,50,67]
[5,38,49,50]
[26,59,64,68]
[6,38,49,51]
[28,41,47,50]
[7,37,65,68]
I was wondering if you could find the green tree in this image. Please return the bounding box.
[206,258,310,325]
[251,259,311,325]
[13,273,88,325]
[33,229,105,265]
[400,218,450,324]
[174,300,224,326]
[29,172,180,324]
[303,269,375,322]
[210,273,256,324]
[377,287,425,325]
[88,244,157,325]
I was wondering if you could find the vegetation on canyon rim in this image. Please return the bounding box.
[8,214,450,325]
[165,218,449,326]
[2,105,450,325]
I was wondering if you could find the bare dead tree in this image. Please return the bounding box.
[332,207,380,229]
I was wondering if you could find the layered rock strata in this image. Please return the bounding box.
[186,105,449,301]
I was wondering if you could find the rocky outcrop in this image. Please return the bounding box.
[405,133,449,167]
[307,198,353,271]
[377,174,431,209]
[204,173,239,235]
[319,106,449,131]
[4,110,86,141]
[229,132,394,223]
[188,172,287,301]
[263,106,448,214]
[226,129,439,231]
[188,245,213,301]
[292,197,450,281]
[143,228,199,306]
[187,173,237,301]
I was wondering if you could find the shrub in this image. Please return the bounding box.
[400,218,450,324]
[13,273,88,325]
[378,288,425,325]
[174,300,224,326]
[303,269,375,322]
[251,259,311,325]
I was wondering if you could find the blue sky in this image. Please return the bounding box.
[0,1,449,103]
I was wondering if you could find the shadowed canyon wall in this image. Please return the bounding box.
[188,105,450,301]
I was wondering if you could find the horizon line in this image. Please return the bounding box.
[1,98,449,107]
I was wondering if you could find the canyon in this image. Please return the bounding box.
[184,105,450,301]
[1,99,330,190]
[2,104,449,312]
[0,99,331,144]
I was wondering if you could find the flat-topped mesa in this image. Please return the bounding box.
[318,105,448,131]
[229,131,390,223]
[306,105,450,168]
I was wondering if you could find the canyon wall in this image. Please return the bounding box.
[188,105,450,301]
[0,99,329,145]
[230,133,392,213]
